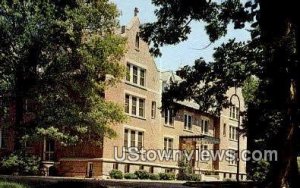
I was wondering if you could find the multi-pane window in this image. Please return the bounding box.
[229,126,238,141]
[140,69,145,86]
[0,127,8,149]
[125,95,130,113]
[164,137,173,156]
[130,131,136,147]
[44,139,55,161]
[125,94,145,118]
[139,99,145,117]
[228,150,237,165]
[126,63,146,87]
[230,106,239,120]
[151,101,156,119]
[164,109,174,125]
[184,115,192,130]
[133,66,138,84]
[200,145,209,160]
[126,64,131,81]
[124,129,144,150]
[201,119,209,134]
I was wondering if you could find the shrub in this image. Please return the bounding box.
[149,173,160,180]
[0,153,41,175]
[134,170,150,179]
[109,169,123,179]
[189,174,201,181]
[159,172,175,180]
[177,173,201,181]
[0,181,28,188]
[124,173,138,179]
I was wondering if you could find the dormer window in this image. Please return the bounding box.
[135,33,140,49]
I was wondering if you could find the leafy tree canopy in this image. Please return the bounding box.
[140,0,300,187]
[0,0,127,146]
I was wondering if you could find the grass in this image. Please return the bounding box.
[0,181,28,188]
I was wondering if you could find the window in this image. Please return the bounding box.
[133,66,138,84]
[200,145,209,161]
[125,95,130,113]
[44,139,55,161]
[140,69,145,86]
[139,99,145,117]
[151,101,156,119]
[164,138,173,153]
[135,33,140,49]
[126,63,146,87]
[164,109,174,125]
[126,64,131,81]
[124,129,128,147]
[130,130,136,147]
[230,106,239,120]
[139,165,144,170]
[184,115,192,130]
[229,126,238,141]
[138,132,143,150]
[0,127,8,149]
[228,150,237,165]
[125,164,130,173]
[132,97,137,115]
[223,123,227,137]
[125,94,145,118]
[201,119,209,134]
[124,129,144,150]
[113,163,119,170]
[149,166,154,173]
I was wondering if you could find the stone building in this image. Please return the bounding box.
[0,11,247,181]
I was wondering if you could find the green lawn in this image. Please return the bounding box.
[0,181,28,188]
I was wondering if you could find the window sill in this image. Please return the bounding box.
[129,115,146,120]
[164,124,175,128]
[229,139,238,142]
[229,118,239,122]
[183,129,193,133]
[125,81,147,90]
[123,148,143,154]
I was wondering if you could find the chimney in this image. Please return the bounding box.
[134,7,139,17]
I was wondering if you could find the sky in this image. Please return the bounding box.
[111,0,250,71]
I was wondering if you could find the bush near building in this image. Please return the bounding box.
[124,173,138,179]
[109,169,123,179]
[0,181,28,188]
[159,172,176,180]
[134,170,150,179]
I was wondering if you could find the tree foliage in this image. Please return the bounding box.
[141,0,300,187]
[0,0,127,146]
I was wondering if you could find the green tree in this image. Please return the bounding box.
[140,0,300,187]
[0,0,126,149]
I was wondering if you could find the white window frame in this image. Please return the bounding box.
[164,109,174,126]
[230,106,239,120]
[229,125,238,141]
[43,138,55,161]
[228,149,237,165]
[184,114,192,130]
[200,144,209,161]
[125,94,145,118]
[126,63,146,87]
[124,128,144,151]
[201,119,209,135]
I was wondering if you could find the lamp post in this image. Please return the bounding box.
[229,87,241,182]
